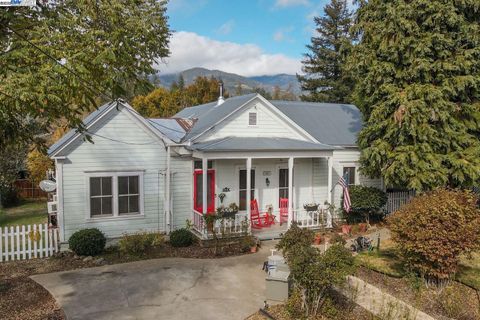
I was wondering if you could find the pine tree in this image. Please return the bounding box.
[298,0,354,103]
[350,0,480,190]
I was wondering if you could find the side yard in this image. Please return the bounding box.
[0,200,48,227]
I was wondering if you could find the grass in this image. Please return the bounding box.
[0,200,48,227]
[355,238,480,290]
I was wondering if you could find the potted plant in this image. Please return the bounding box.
[341,224,352,235]
[313,233,322,245]
[241,235,258,253]
[304,202,319,212]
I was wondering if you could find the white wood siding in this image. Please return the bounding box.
[171,157,193,230]
[199,100,309,142]
[60,108,169,240]
[331,149,382,211]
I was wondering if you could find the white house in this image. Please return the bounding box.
[48,93,382,242]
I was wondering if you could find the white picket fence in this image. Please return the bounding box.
[385,190,416,214]
[0,223,59,262]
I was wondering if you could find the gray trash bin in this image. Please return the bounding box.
[266,269,291,302]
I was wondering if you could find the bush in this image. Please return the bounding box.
[69,228,106,256]
[286,243,355,317]
[330,233,346,246]
[344,185,387,224]
[169,228,194,247]
[276,222,314,255]
[388,189,480,284]
[118,231,164,255]
[0,185,19,208]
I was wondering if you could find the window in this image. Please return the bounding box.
[90,177,113,217]
[343,167,356,186]
[239,169,255,211]
[87,172,143,219]
[248,112,257,126]
[118,176,139,215]
[194,160,213,170]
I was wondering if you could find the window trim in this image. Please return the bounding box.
[248,112,258,126]
[85,171,144,221]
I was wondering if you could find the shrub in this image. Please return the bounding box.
[118,231,164,255]
[286,243,355,317]
[69,228,106,256]
[330,233,346,246]
[388,189,480,284]
[169,228,194,247]
[0,185,19,208]
[276,222,314,255]
[345,185,387,224]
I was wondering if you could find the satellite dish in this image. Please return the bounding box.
[39,180,56,192]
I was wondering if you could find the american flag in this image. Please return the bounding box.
[339,173,351,212]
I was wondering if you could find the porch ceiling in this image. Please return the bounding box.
[189,137,338,153]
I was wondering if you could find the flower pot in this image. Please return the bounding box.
[341,225,352,235]
[358,223,368,233]
[250,246,257,253]
[314,234,322,245]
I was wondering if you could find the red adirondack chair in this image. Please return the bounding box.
[250,199,275,229]
[279,198,288,225]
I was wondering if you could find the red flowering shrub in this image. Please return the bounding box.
[388,189,480,283]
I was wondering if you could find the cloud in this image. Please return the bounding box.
[156,31,301,77]
[216,20,235,35]
[274,0,309,8]
[273,26,294,42]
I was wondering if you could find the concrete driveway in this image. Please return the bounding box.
[31,242,275,320]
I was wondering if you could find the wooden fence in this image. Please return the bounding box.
[0,223,59,262]
[14,179,47,199]
[385,190,416,214]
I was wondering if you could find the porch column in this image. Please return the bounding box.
[287,157,294,227]
[202,157,208,214]
[246,157,252,232]
[326,156,333,228]
[327,157,333,204]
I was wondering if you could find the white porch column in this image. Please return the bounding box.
[327,157,333,204]
[287,157,294,227]
[202,158,208,214]
[246,157,252,223]
[326,156,333,228]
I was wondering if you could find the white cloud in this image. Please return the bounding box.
[216,20,235,35]
[273,26,294,42]
[156,31,301,76]
[274,0,309,8]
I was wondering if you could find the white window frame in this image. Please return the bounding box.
[85,171,145,221]
[248,112,258,126]
[340,163,358,186]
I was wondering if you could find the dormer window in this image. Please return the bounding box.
[248,112,257,126]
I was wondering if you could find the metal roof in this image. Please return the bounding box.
[173,93,257,141]
[190,137,337,152]
[148,118,193,143]
[48,101,116,156]
[271,100,362,146]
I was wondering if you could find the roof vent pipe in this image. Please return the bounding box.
[217,82,225,106]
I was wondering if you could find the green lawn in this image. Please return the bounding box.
[355,238,480,290]
[0,200,48,227]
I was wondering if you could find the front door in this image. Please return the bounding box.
[279,168,289,207]
[193,169,215,213]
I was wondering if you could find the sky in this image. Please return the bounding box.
[156,0,334,77]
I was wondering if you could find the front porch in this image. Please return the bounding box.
[190,150,335,240]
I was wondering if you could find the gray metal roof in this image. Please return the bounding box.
[271,100,362,146]
[190,137,337,152]
[148,118,187,143]
[174,93,257,141]
[48,101,116,156]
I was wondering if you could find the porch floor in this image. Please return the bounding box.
[252,223,288,240]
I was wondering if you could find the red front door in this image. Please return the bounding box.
[193,169,215,213]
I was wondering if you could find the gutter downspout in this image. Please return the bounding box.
[165,146,171,234]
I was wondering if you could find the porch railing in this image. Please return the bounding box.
[293,206,326,229]
[191,210,248,239]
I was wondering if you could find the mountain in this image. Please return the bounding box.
[152,67,301,97]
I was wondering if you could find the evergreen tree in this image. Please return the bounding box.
[298,0,354,103]
[350,0,480,190]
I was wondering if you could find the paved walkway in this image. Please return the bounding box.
[32,242,276,320]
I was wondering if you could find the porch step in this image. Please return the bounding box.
[255,231,284,241]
